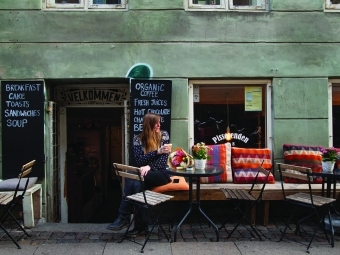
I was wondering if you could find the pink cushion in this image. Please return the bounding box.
[231,147,275,184]
[200,143,233,183]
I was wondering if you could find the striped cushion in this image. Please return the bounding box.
[200,143,233,183]
[231,147,275,184]
[283,144,323,183]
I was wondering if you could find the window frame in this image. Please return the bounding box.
[188,79,272,150]
[187,0,268,11]
[45,0,127,10]
[325,0,340,10]
[330,80,340,147]
[229,0,266,11]
[188,1,226,10]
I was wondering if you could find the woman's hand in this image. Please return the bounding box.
[140,165,151,176]
[157,144,172,154]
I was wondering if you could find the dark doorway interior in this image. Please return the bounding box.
[66,107,124,223]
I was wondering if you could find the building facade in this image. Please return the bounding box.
[1,0,340,223]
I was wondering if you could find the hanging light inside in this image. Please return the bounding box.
[225,93,232,141]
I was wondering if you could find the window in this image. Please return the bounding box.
[188,0,267,11]
[230,0,266,10]
[332,82,340,147]
[189,80,272,149]
[326,0,340,10]
[45,0,127,10]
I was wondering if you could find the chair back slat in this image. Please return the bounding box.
[258,166,270,176]
[113,163,148,205]
[13,160,36,199]
[18,160,36,178]
[251,165,271,199]
[114,163,140,173]
[277,163,315,204]
[117,171,144,181]
[281,171,312,182]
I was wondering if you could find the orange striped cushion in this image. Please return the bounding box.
[231,147,275,184]
[283,144,323,183]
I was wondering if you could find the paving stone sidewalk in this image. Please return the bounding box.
[1,218,339,246]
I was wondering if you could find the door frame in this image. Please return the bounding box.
[59,104,128,223]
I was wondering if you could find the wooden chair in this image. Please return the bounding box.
[277,163,336,252]
[113,163,173,253]
[220,165,271,240]
[0,160,36,249]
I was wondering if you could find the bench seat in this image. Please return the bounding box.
[163,181,340,225]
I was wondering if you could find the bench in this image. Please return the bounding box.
[0,184,42,228]
[160,143,340,225]
[163,181,340,226]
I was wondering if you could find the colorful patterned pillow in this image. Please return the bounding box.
[283,144,323,183]
[231,147,275,184]
[200,143,233,183]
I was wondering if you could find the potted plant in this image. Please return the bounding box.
[321,147,338,173]
[192,142,212,170]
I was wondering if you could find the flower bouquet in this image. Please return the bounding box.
[168,147,194,169]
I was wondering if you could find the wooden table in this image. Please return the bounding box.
[165,165,224,242]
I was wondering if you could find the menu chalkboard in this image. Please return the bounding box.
[129,79,172,165]
[1,80,45,179]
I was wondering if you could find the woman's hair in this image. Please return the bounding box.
[139,113,162,153]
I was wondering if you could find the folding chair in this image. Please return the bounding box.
[220,165,270,240]
[277,163,336,252]
[0,160,36,249]
[114,163,173,253]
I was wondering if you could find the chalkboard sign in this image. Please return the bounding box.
[1,81,45,179]
[129,79,172,165]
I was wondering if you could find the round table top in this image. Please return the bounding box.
[312,171,340,179]
[165,165,224,177]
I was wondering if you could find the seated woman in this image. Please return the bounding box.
[107,113,171,237]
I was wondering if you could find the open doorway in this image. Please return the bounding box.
[66,107,124,223]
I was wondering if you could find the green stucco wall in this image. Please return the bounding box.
[272,78,330,169]
[130,0,183,9]
[1,1,340,177]
[271,0,324,11]
[0,0,41,10]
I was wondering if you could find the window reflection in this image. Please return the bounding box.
[193,85,266,148]
[233,0,262,6]
[56,0,80,3]
[193,0,221,5]
[55,0,121,3]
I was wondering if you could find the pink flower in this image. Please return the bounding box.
[172,155,183,167]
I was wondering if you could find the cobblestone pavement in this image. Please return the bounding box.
[1,217,339,246]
